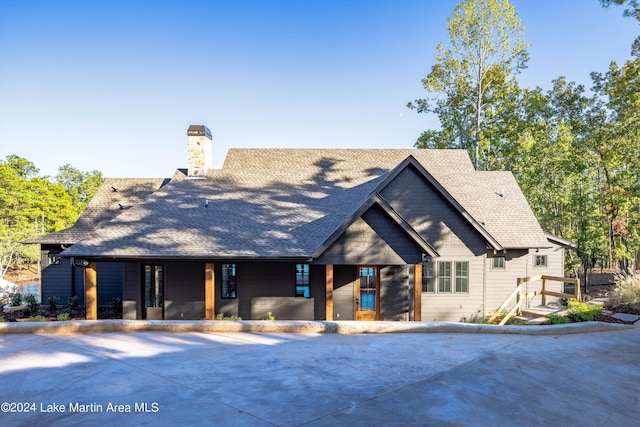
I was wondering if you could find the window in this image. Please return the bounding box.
[422,261,469,294]
[438,261,451,293]
[492,256,505,269]
[422,262,435,293]
[222,264,237,298]
[455,262,469,293]
[48,253,60,266]
[144,264,164,308]
[535,255,547,267]
[536,255,547,267]
[295,264,310,297]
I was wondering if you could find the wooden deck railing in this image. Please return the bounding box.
[487,275,581,325]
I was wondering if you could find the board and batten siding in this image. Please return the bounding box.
[216,261,316,320]
[332,265,356,320]
[164,261,205,320]
[95,262,124,306]
[380,265,411,321]
[123,262,141,320]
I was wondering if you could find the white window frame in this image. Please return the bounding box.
[422,261,469,294]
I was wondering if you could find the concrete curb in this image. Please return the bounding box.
[0,319,633,335]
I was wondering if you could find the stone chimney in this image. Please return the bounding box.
[187,125,212,178]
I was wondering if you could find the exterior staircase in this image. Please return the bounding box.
[488,275,581,325]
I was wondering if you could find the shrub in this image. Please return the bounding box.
[215,313,242,320]
[28,315,47,322]
[57,312,70,321]
[547,314,569,325]
[68,295,79,310]
[24,293,37,312]
[46,296,59,313]
[566,299,603,322]
[612,272,640,307]
[10,293,23,307]
[263,311,276,321]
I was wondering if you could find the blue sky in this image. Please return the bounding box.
[0,0,637,178]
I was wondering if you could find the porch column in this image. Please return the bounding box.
[205,263,215,320]
[413,263,422,321]
[85,262,97,320]
[326,264,333,321]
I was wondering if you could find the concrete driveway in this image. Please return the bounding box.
[1,323,639,426]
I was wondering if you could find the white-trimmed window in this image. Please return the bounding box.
[422,261,469,294]
[492,256,505,269]
[455,262,469,293]
[535,255,547,268]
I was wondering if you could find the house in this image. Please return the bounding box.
[26,125,572,322]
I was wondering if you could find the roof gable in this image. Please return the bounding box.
[313,193,439,261]
[374,156,503,251]
[56,148,548,258]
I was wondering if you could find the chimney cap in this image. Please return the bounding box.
[187,125,212,139]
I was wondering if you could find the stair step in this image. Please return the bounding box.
[521,306,564,317]
[513,315,550,325]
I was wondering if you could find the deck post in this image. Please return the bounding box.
[575,278,581,301]
[325,264,333,321]
[541,276,547,306]
[205,263,215,320]
[85,262,97,320]
[414,263,422,321]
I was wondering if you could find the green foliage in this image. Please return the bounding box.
[547,314,570,325]
[68,295,79,310]
[263,311,276,321]
[57,312,70,321]
[10,292,22,307]
[409,1,640,273]
[566,299,603,322]
[0,155,103,275]
[28,315,47,322]
[409,0,529,169]
[612,272,640,306]
[215,313,242,320]
[24,293,37,312]
[46,296,59,313]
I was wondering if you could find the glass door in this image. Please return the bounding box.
[144,264,164,320]
[356,266,379,320]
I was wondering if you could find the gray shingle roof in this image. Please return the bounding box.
[24,178,168,245]
[58,149,548,258]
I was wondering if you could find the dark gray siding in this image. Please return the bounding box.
[332,265,356,320]
[41,246,70,303]
[96,263,123,306]
[215,262,319,320]
[165,261,205,320]
[380,165,487,256]
[310,265,327,320]
[315,207,423,265]
[380,265,410,321]
[123,262,140,320]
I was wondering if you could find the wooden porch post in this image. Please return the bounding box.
[205,263,215,320]
[414,263,422,321]
[326,264,333,321]
[85,262,97,320]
